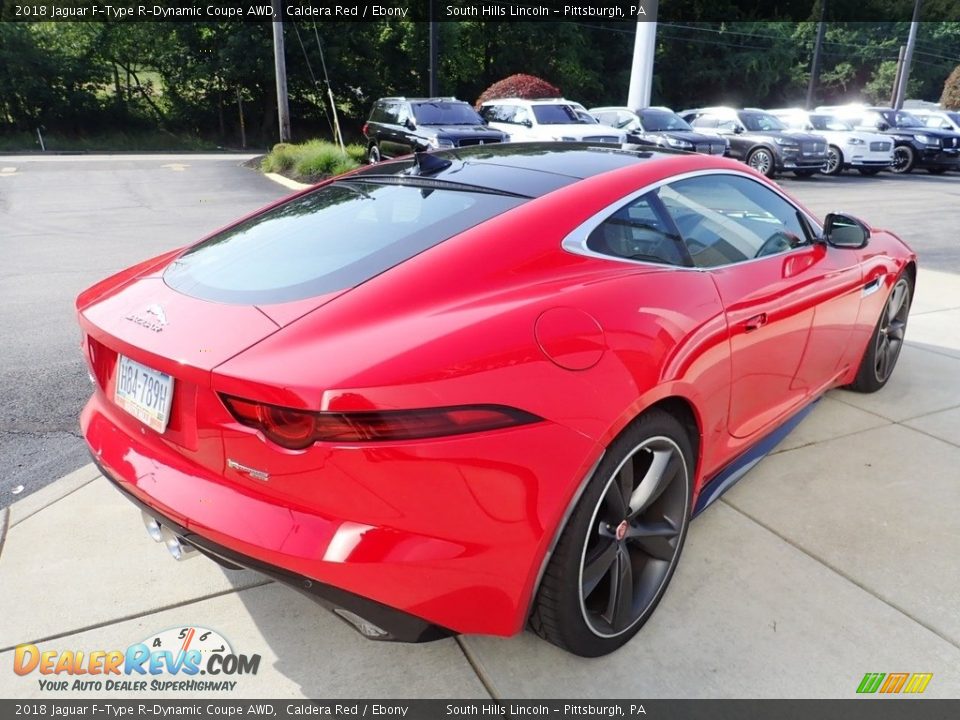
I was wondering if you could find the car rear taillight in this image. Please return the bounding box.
[221,396,541,449]
[362,123,369,137]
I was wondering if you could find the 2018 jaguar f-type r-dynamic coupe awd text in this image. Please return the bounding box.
[78,144,915,656]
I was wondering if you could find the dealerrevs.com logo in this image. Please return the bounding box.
[13,626,260,693]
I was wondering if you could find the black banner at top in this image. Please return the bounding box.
[0,0,956,23]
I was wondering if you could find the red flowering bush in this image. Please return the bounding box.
[475,74,562,108]
[942,65,960,110]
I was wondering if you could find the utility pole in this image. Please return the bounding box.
[272,0,291,142]
[805,0,827,109]
[428,0,439,96]
[894,0,924,110]
[890,45,906,107]
[626,1,659,109]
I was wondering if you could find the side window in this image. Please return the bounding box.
[690,114,718,129]
[586,192,687,266]
[595,112,616,125]
[513,107,532,125]
[396,103,412,126]
[483,104,516,123]
[381,103,400,125]
[658,175,809,268]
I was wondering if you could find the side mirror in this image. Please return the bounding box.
[521,119,533,128]
[823,212,870,249]
[876,121,890,131]
[405,118,416,131]
[733,125,744,134]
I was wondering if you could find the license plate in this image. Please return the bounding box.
[114,355,174,433]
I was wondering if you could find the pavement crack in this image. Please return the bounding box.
[719,498,960,652]
[0,506,9,561]
[454,636,501,701]
[0,579,274,653]
[0,428,83,440]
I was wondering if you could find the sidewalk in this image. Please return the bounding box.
[2,268,959,699]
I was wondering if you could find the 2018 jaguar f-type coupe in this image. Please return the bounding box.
[78,144,915,657]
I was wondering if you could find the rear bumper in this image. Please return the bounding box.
[96,457,452,643]
[81,391,600,638]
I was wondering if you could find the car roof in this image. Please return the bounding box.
[350,142,678,198]
[480,97,575,106]
[379,97,464,104]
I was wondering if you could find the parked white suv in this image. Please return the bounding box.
[910,108,960,133]
[768,108,893,175]
[479,98,627,144]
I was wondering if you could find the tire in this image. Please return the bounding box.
[847,274,913,393]
[531,409,693,657]
[793,169,819,177]
[747,148,776,178]
[367,144,381,164]
[928,167,948,175]
[823,146,844,175]
[890,145,915,174]
[858,168,882,176]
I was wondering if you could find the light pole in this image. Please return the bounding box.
[626,2,659,109]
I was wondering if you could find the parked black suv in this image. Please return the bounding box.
[363,97,507,163]
[680,107,828,177]
[590,106,727,155]
[818,105,960,174]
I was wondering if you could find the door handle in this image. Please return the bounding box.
[744,313,768,332]
[863,276,883,297]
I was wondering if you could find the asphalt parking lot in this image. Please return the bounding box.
[1,155,959,699]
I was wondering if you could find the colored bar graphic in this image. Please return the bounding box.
[856,672,932,694]
[879,673,909,693]
[903,673,933,694]
[857,673,886,693]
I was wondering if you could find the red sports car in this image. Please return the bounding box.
[78,144,915,657]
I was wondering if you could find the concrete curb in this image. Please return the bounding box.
[8,463,101,528]
[263,172,312,191]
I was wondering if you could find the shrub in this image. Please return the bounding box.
[941,65,960,110]
[475,74,562,108]
[261,142,297,173]
[261,140,360,181]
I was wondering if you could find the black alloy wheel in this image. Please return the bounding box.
[890,146,915,174]
[531,409,693,657]
[848,275,912,393]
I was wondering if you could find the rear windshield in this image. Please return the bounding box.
[412,102,484,125]
[164,181,525,304]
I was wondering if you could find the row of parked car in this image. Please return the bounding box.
[362,95,960,178]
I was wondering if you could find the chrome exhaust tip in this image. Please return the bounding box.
[141,511,163,543]
[141,510,197,561]
[162,529,198,561]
